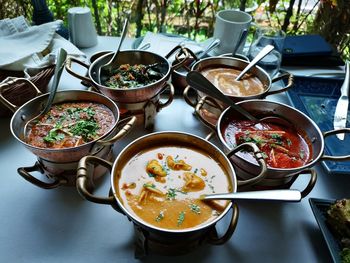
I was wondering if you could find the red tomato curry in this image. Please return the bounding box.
[26,102,115,149]
[223,120,312,169]
[116,146,232,230]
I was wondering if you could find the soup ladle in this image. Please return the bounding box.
[186,71,290,126]
[24,48,67,136]
[200,189,301,202]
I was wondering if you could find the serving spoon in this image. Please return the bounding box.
[24,48,67,136]
[97,18,129,85]
[186,71,290,126]
[200,189,301,202]
[235,44,274,81]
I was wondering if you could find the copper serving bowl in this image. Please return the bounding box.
[76,131,316,256]
[172,52,249,92]
[0,81,136,188]
[66,48,185,104]
[183,57,293,122]
[75,131,271,252]
[196,98,350,189]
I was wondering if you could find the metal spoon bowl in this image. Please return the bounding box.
[24,48,67,136]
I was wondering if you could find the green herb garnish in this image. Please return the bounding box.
[70,120,99,140]
[189,204,201,214]
[166,188,177,200]
[43,129,65,143]
[155,211,165,222]
[177,211,185,226]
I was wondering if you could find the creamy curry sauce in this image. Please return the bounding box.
[201,67,265,97]
[116,146,232,230]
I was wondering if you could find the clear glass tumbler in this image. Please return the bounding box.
[248,26,286,77]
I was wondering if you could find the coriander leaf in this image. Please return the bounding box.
[189,204,201,214]
[43,129,65,143]
[70,120,99,140]
[155,211,165,222]
[177,211,185,226]
[166,188,177,200]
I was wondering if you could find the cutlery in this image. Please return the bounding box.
[333,61,349,140]
[24,48,67,136]
[235,44,274,81]
[187,38,220,68]
[186,71,290,126]
[197,38,220,60]
[97,18,128,85]
[200,189,301,202]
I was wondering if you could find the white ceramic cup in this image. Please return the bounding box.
[68,7,98,48]
[213,9,252,55]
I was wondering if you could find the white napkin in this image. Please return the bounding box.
[137,32,204,62]
[0,16,86,74]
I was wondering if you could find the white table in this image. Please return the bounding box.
[0,36,348,263]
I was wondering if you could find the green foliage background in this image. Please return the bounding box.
[0,0,349,59]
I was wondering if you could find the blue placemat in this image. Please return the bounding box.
[286,76,350,174]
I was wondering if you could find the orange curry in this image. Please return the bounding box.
[116,146,232,230]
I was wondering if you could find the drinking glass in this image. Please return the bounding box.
[248,26,286,77]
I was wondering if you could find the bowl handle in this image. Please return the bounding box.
[90,116,136,154]
[205,203,239,245]
[76,155,115,205]
[183,85,199,108]
[195,95,225,130]
[0,77,42,112]
[291,169,317,198]
[226,142,268,187]
[165,45,192,70]
[264,72,294,97]
[321,129,350,160]
[17,162,66,189]
[157,83,174,110]
[65,56,94,84]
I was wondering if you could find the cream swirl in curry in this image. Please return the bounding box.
[201,67,265,96]
[116,146,232,230]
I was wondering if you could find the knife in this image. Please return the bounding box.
[333,61,350,140]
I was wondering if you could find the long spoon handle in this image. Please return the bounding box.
[235,44,274,81]
[41,48,67,114]
[105,18,129,66]
[186,71,258,121]
[197,38,220,60]
[202,189,302,202]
